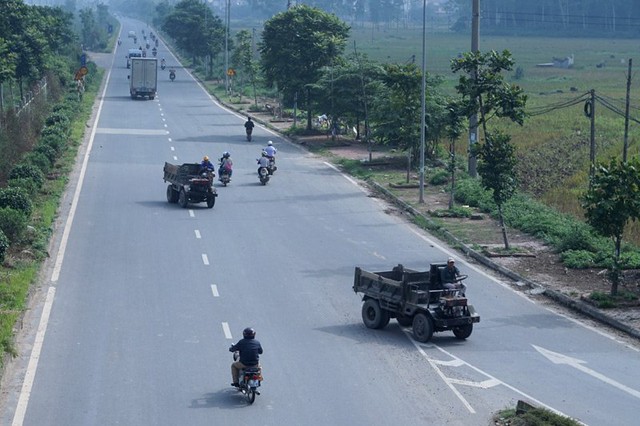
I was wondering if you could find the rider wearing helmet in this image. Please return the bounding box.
[200,155,215,175]
[229,327,263,387]
[219,151,233,177]
[257,150,269,172]
[263,140,277,159]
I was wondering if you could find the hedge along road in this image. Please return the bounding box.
[2,17,640,426]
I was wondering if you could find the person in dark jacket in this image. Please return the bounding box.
[229,327,263,387]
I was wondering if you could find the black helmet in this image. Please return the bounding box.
[243,327,256,339]
[223,151,230,158]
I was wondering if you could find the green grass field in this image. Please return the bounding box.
[349,27,640,241]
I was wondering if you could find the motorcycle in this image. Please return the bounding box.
[267,157,277,175]
[218,169,231,186]
[246,127,252,142]
[169,70,176,82]
[152,48,157,57]
[257,161,270,185]
[232,351,262,404]
[161,64,166,71]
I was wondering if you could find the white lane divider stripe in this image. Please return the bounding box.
[222,322,232,339]
[195,230,201,239]
[211,285,219,297]
[189,210,194,217]
[170,146,175,151]
[11,287,56,426]
[202,254,209,265]
[173,155,177,161]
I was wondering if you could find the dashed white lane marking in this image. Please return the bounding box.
[194,230,201,239]
[168,137,172,142]
[202,254,209,265]
[189,210,194,217]
[173,155,178,161]
[164,123,168,128]
[170,146,175,151]
[12,287,56,426]
[222,322,232,339]
[211,285,219,297]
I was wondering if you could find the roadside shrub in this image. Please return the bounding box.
[41,123,67,139]
[0,207,28,242]
[23,152,52,175]
[428,169,449,185]
[34,144,58,164]
[620,250,640,269]
[10,162,44,185]
[40,133,66,154]
[454,178,495,212]
[45,111,70,127]
[0,187,33,217]
[561,249,596,269]
[0,230,8,263]
[9,164,44,188]
[8,178,40,197]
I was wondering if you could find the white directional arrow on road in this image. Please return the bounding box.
[533,345,640,400]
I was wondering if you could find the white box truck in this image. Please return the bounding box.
[129,57,157,100]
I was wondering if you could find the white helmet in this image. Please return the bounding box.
[267,141,273,146]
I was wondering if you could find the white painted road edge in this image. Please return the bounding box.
[11,287,56,426]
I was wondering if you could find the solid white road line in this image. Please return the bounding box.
[11,287,56,426]
[202,254,209,265]
[194,230,201,239]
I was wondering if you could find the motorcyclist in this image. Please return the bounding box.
[244,116,255,139]
[263,140,277,160]
[160,58,166,69]
[152,47,157,56]
[117,38,122,46]
[230,327,263,387]
[257,151,269,173]
[200,156,215,178]
[169,68,176,81]
[219,151,233,177]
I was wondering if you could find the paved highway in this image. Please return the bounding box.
[1,18,639,426]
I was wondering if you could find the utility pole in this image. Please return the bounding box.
[589,89,596,182]
[225,0,230,94]
[623,58,632,162]
[468,0,480,177]
[419,0,427,203]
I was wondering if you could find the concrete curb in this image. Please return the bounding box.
[368,181,640,341]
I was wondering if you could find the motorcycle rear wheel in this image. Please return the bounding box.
[246,387,256,404]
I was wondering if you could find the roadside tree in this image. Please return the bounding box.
[232,30,260,107]
[451,50,527,249]
[582,157,640,295]
[259,5,350,130]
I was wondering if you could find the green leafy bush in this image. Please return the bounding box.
[0,207,28,242]
[0,187,33,217]
[41,123,67,139]
[8,178,40,197]
[24,152,52,175]
[45,111,70,127]
[40,133,66,154]
[561,250,596,269]
[428,169,449,185]
[454,178,496,212]
[34,144,58,164]
[0,229,8,263]
[9,164,44,188]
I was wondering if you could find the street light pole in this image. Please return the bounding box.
[225,0,230,93]
[419,0,427,203]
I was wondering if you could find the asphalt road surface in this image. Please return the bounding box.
[1,18,639,426]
